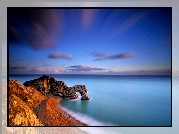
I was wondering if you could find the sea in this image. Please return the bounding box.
[9,74,171,127]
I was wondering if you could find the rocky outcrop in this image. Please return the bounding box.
[9,80,47,110]
[9,94,44,126]
[9,80,47,126]
[8,80,88,126]
[23,75,90,100]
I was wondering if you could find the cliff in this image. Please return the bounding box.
[3,82,89,133]
[9,94,44,126]
[9,80,46,126]
[8,79,88,126]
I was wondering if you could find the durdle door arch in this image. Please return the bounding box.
[23,75,90,100]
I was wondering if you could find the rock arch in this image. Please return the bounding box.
[23,75,90,100]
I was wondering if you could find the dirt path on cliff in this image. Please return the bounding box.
[35,96,88,126]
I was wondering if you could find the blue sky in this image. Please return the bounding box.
[8,8,171,75]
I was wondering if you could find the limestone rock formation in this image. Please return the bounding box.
[23,75,90,100]
[9,94,44,126]
[8,80,88,126]
[9,80,47,126]
[9,80,47,109]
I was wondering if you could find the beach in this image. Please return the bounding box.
[35,96,87,126]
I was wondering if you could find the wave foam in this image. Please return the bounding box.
[61,106,116,126]
[68,97,93,101]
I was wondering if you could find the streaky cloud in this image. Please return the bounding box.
[91,51,136,61]
[106,11,149,39]
[48,52,72,60]
[90,51,109,57]
[9,66,28,70]
[68,65,106,72]
[43,64,51,66]
[81,9,99,30]
[8,9,63,50]
[9,65,29,74]
[28,68,61,74]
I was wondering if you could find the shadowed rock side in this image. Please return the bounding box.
[23,75,90,100]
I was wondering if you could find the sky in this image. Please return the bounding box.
[8,7,171,75]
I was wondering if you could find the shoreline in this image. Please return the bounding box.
[4,82,89,134]
[35,96,88,126]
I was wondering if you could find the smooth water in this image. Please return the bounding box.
[9,74,171,126]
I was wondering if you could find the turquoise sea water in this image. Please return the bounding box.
[9,74,171,126]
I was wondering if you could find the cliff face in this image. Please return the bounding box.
[9,94,44,126]
[8,79,88,126]
[9,80,47,126]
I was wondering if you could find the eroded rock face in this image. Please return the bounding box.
[9,80,46,126]
[23,75,90,100]
[71,85,90,100]
[9,94,44,126]
[9,80,47,110]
